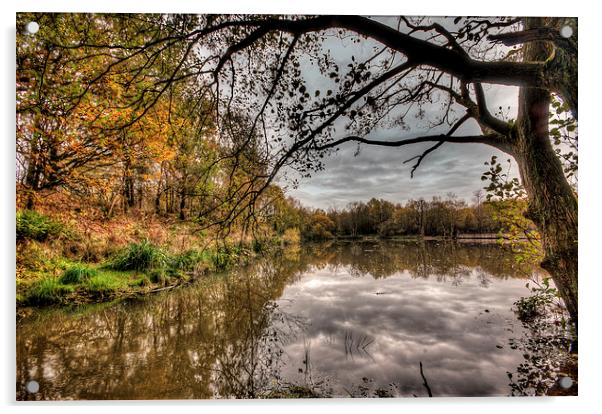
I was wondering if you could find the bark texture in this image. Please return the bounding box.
[513,17,578,325]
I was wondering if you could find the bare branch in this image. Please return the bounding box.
[420,361,433,397]
[315,131,503,151]
[403,112,471,177]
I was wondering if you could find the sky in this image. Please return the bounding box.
[287,136,519,210]
[277,18,521,210]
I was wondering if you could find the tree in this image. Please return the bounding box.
[29,14,578,323]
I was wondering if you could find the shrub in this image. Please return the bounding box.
[59,264,98,284]
[514,277,558,321]
[27,277,74,305]
[108,240,168,271]
[16,210,65,242]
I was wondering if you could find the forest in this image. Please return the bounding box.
[285,194,512,240]
[15,13,577,322]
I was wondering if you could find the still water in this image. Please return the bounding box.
[17,240,563,399]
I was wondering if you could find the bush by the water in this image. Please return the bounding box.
[17,210,65,241]
[59,264,98,284]
[108,240,168,271]
[514,278,559,321]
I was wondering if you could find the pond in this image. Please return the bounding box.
[16,240,572,399]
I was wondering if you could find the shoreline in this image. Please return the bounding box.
[16,236,519,312]
[16,239,280,312]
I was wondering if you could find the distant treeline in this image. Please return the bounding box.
[273,194,510,241]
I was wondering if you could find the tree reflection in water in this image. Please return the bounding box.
[17,240,573,399]
[18,256,311,400]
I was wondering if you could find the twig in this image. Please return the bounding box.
[419,361,433,397]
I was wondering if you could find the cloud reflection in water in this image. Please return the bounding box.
[275,257,531,397]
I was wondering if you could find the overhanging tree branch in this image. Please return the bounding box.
[314,131,504,151]
[242,16,546,88]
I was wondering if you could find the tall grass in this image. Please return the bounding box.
[171,246,239,272]
[171,249,208,272]
[27,277,74,305]
[59,264,98,284]
[108,240,168,271]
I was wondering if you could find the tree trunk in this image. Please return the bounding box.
[124,174,135,209]
[24,132,42,209]
[179,190,186,220]
[513,93,578,325]
[514,18,578,325]
[154,190,162,215]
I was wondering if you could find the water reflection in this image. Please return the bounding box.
[17,241,553,399]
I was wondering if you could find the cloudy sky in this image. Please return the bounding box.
[278,18,521,210]
[287,136,519,210]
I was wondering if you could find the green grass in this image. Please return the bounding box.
[84,272,125,293]
[17,210,66,242]
[20,242,194,305]
[22,266,141,304]
[129,275,151,287]
[59,264,99,284]
[19,238,266,307]
[108,240,168,271]
[27,277,75,305]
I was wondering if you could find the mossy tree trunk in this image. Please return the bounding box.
[512,17,578,325]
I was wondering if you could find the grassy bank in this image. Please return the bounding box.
[16,210,288,307]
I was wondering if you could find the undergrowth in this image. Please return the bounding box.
[16,209,275,307]
[26,278,74,305]
[59,264,98,284]
[19,238,261,306]
[17,210,66,242]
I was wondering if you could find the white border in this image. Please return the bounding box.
[2,1,599,414]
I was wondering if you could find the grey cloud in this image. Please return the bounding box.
[287,140,519,209]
